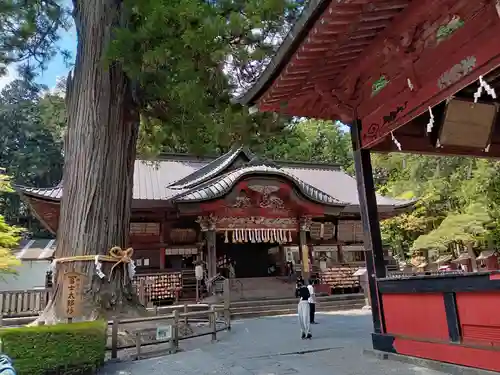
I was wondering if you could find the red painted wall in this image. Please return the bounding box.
[382,293,448,341]
[394,338,499,372]
[456,292,500,347]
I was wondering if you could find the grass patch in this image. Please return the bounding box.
[0,320,107,375]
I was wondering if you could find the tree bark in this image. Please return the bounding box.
[38,0,143,323]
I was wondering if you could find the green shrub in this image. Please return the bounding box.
[0,320,107,375]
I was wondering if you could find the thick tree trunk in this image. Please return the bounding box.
[38,0,143,323]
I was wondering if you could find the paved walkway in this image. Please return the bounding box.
[100,310,447,375]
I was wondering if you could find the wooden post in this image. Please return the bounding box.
[210,305,217,342]
[299,218,311,282]
[111,318,119,359]
[466,242,478,272]
[206,230,217,279]
[171,309,179,353]
[337,243,344,263]
[135,331,141,360]
[160,248,166,269]
[223,278,231,330]
[350,119,387,335]
[183,303,188,325]
[138,279,146,306]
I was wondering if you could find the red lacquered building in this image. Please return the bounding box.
[238,0,500,372]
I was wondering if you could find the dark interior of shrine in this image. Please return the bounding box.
[216,234,277,278]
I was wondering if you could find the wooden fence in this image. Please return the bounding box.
[108,279,231,359]
[0,289,50,317]
[0,285,175,318]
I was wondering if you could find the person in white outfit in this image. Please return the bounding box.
[307,279,317,324]
[297,284,312,339]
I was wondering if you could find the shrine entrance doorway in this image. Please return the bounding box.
[217,239,275,278]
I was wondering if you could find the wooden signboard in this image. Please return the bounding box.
[60,271,86,319]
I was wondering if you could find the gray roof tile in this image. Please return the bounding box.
[168,146,255,190]
[174,164,344,206]
[16,149,413,210]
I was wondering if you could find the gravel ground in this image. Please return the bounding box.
[99,309,449,375]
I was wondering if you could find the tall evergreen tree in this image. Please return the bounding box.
[1,0,303,321]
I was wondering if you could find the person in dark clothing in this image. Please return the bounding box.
[307,279,317,324]
[286,261,295,282]
[295,275,304,297]
[297,285,312,339]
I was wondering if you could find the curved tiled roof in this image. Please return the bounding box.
[168,146,255,190]
[173,164,345,206]
[14,147,415,212]
[14,185,62,200]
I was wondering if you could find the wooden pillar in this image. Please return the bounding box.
[160,248,166,269]
[299,216,311,282]
[197,215,217,279]
[278,245,286,276]
[337,243,344,263]
[206,229,217,279]
[350,119,386,335]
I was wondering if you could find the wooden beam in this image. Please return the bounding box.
[360,2,500,147]
[372,134,500,158]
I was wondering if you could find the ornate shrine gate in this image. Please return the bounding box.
[188,177,344,282]
[238,0,500,372]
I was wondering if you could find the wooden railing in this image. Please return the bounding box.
[0,289,51,317]
[0,272,233,318]
[108,279,231,360]
[108,304,230,360]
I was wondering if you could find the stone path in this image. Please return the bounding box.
[99,309,447,375]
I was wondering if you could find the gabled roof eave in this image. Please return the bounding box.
[234,0,332,106]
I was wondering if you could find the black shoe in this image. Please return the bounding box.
[306,333,312,339]
[301,333,306,339]
[311,321,318,324]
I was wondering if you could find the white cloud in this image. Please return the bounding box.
[0,65,17,91]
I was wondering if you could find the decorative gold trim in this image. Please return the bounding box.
[217,216,298,229]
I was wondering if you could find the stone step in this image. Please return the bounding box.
[230,299,363,313]
[230,293,363,308]
[230,301,366,320]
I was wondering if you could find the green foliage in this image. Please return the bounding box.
[261,120,352,170]
[374,154,500,258]
[0,0,71,74]
[0,320,107,375]
[0,78,63,236]
[0,172,22,275]
[2,0,303,157]
[411,203,491,252]
[110,0,302,155]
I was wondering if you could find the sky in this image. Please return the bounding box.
[0,2,77,91]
